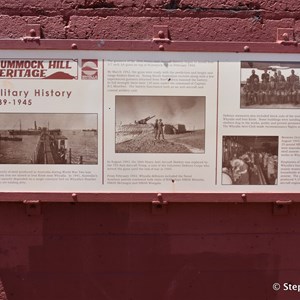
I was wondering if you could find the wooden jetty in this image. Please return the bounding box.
[33,128,68,164]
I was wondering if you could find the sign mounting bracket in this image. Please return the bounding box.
[22,24,41,42]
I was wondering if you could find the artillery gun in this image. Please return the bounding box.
[135,115,155,125]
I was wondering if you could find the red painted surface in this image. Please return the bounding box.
[1,0,300,11]
[1,1,300,299]
[66,16,294,41]
[0,16,65,39]
[1,202,300,300]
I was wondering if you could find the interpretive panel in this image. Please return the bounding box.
[0,52,101,191]
[0,50,299,193]
[104,58,217,191]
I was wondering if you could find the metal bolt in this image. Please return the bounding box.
[243,45,250,52]
[159,44,164,51]
[241,194,247,201]
[72,193,78,201]
[282,32,289,40]
[157,193,163,202]
[158,30,165,39]
[71,43,78,49]
[29,29,36,37]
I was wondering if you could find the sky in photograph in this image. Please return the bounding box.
[0,113,97,130]
[115,96,205,130]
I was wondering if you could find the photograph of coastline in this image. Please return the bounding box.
[241,61,300,109]
[0,113,98,164]
[115,96,205,153]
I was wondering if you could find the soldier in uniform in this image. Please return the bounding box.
[249,69,259,84]
[243,79,253,106]
[260,77,268,105]
[261,69,270,82]
[287,69,299,84]
[277,70,286,82]
[252,77,260,104]
[273,71,279,83]
[154,119,159,140]
[293,79,300,104]
[157,119,165,140]
[267,76,276,104]
[287,70,300,103]
[276,75,286,103]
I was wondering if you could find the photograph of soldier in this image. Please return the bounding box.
[157,119,165,140]
[241,61,300,108]
[261,69,270,82]
[115,96,206,153]
[153,119,159,140]
[222,136,278,185]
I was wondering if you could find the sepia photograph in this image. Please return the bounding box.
[222,135,278,185]
[241,61,300,109]
[115,96,205,153]
[0,113,98,164]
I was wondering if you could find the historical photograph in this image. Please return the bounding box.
[115,96,205,153]
[222,136,278,185]
[241,61,300,108]
[0,113,98,164]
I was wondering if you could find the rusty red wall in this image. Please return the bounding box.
[1,1,300,299]
[2,202,300,300]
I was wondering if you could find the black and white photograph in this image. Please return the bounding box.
[115,96,205,153]
[241,61,300,109]
[0,113,98,164]
[222,136,278,185]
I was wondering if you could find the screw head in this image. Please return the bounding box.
[244,45,250,52]
[71,43,78,49]
[282,32,289,40]
[158,30,165,39]
[72,193,78,201]
[159,44,164,51]
[29,29,36,37]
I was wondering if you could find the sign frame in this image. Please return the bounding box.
[0,34,299,203]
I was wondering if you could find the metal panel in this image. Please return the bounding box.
[0,201,300,300]
[0,192,298,203]
[0,38,299,53]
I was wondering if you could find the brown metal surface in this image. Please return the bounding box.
[0,192,298,203]
[0,38,299,53]
[0,201,300,300]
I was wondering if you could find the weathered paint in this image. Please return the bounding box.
[1,202,300,300]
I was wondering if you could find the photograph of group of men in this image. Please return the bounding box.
[241,61,300,108]
[222,135,278,185]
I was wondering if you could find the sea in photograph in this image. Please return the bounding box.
[0,130,98,164]
[63,130,98,164]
